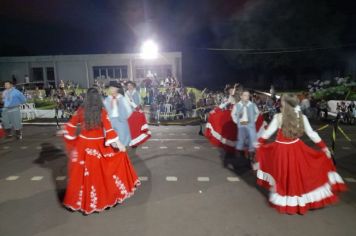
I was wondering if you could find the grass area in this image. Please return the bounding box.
[37,104,56,110]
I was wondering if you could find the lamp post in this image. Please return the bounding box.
[140,39,159,60]
[130,39,159,82]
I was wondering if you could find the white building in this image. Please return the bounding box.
[0,52,182,88]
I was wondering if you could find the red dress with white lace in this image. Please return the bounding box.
[62,108,140,214]
[205,104,266,153]
[255,114,346,214]
[128,106,151,147]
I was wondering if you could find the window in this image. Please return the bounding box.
[100,68,107,78]
[121,67,128,78]
[31,68,44,82]
[107,68,114,79]
[46,67,55,81]
[93,68,100,78]
[46,67,55,87]
[135,65,172,79]
[93,66,128,79]
[114,68,121,78]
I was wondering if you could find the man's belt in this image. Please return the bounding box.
[240,121,249,125]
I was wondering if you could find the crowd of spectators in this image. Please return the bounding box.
[2,77,355,123]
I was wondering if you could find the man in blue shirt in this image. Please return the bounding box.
[2,81,26,139]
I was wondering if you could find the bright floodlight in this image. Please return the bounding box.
[140,40,158,59]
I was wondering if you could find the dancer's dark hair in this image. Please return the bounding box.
[83,87,103,130]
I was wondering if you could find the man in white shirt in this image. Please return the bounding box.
[104,84,133,146]
[231,90,260,161]
[301,95,311,117]
[125,81,141,109]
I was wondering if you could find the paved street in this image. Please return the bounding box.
[0,123,356,236]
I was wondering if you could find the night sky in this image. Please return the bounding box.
[1,0,356,89]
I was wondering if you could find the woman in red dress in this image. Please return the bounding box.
[205,84,238,152]
[255,94,346,214]
[125,81,151,147]
[205,84,266,153]
[62,88,140,214]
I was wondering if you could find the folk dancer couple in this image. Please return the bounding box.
[205,86,264,161]
[104,82,150,148]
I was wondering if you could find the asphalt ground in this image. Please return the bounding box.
[0,121,355,236]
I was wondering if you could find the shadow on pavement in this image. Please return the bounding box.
[124,147,152,207]
[33,142,67,203]
[219,149,269,198]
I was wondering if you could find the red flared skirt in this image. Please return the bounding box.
[128,109,151,147]
[256,138,347,214]
[63,137,140,214]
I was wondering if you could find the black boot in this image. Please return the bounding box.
[15,130,22,140]
[198,123,204,136]
[238,150,246,159]
[248,152,256,169]
[5,129,13,139]
[248,152,255,162]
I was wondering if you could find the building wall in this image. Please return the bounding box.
[56,61,88,87]
[0,52,182,88]
[0,62,29,83]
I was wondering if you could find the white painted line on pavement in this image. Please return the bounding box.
[342,147,351,150]
[141,146,149,149]
[166,176,178,181]
[169,133,175,135]
[6,176,19,181]
[20,146,28,150]
[177,146,183,149]
[36,146,42,150]
[197,177,210,182]
[344,177,356,183]
[3,146,10,150]
[31,176,44,181]
[194,146,201,150]
[139,176,149,181]
[160,146,168,149]
[227,177,240,182]
[56,176,66,181]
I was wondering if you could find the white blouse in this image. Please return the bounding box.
[261,113,322,143]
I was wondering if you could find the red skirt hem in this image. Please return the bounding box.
[257,178,347,215]
[269,195,338,215]
[130,133,151,147]
[63,180,141,215]
[205,129,236,153]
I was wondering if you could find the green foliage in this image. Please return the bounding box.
[312,85,355,100]
[27,99,56,109]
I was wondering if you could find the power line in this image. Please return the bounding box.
[199,42,356,54]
